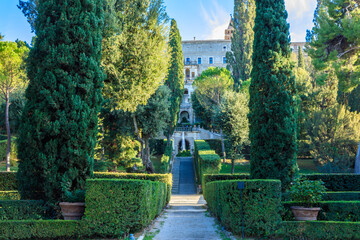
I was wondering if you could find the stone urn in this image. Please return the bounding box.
[59,202,85,220]
[290,206,321,221]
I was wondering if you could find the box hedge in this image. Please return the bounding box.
[283,191,360,201]
[301,174,360,191]
[206,180,282,238]
[0,191,20,200]
[0,172,17,190]
[0,200,46,220]
[85,179,167,238]
[202,174,250,199]
[194,140,221,185]
[93,172,172,203]
[277,221,360,240]
[0,220,87,240]
[283,201,360,222]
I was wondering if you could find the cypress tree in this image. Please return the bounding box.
[164,19,184,143]
[17,0,104,202]
[249,0,297,190]
[226,0,255,89]
[298,46,305,69]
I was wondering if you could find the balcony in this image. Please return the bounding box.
[184,60,198,65]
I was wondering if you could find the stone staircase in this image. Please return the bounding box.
[171,157,180,194]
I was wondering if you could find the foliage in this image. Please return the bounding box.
[283,200,360,222]
[17,0,105,202]
[176,150,191,157]
[93,172,172,203]
[0,191,20,200]
[277,221,360,240]
[206,180,282,238]
[17,0,38,33]
[0,200,46,220]
[85,179,167,237]
[323,191,360,201]
[226,0,255,88]
[202,174,249,198]
[194,140,221,186]
[300,173,360,191]
[164,19,184,139]
[297,46,305,69]
[0,220,87,240]
[102,0,169,112]
[191,90,212,128]
[289,179,326,207]
[249,0,297,190]
[0,172,17,190]
[0,139,18,165]
[63,189,86,203]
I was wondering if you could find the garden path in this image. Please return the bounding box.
[140,157,226,240]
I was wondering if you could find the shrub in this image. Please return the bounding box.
[160,141,173,173]
[0,191,20,200]
[0,200,46,220]
[85,179,167,238]
[282,191,360,201]
[149,139,167,155]
[0,172,17,190]
[93,172,172,203]
[206,180,281,238]
[283,201,360,222]
[0,220,88,240]
[301,174,360,191]
[194,140,221,185]
[289,179,326,207]
[277,221,360,240]
[202,174,250,199]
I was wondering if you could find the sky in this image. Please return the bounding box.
[0,0,317,44]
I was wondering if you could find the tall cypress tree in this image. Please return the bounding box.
[226,0,255,89]
[298,46,305,69]
[249,0,297,190]
[164,19,184,143]
[17,0,104,202]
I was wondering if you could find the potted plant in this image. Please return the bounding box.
[59,190,86,220]
[289,179,326,221]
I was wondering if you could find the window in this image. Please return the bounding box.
[198,57,202,64]
[186,57,190,63]
[185,69,190,78]
[223,57,226,64]
[209,57,213,64]
[191,72,195,78]
[223,46,227,51]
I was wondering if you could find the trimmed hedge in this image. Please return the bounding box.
[301,174,360,191]
[93,172,172,203]
[206,180,282,238]
[277,221,360,240]
[0,191,20,200]
[202,174,250,199]
[160,141,173,173]
[0,172,17,190]
[283,201,360,222]
[0,200,46,220]
[0,220,87,240]
[283,191,360,201]
[194,140,221,185]
[85,179,167,238]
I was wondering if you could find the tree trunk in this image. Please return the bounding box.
[355,141,360,174]
[220,129,226,163]
[143,137,155,173]
[133,115,145,160]
[231,158,235,174]
[5,94,11,172]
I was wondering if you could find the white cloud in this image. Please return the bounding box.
[200,0,231,40]
[285,0,313,18]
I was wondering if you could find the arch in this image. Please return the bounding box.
[184,88,189,95]
[178,139,190,152]
[180,111,190,123]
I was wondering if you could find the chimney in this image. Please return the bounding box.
[194,37,196,41]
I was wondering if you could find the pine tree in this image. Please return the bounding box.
[249,0,297,190]
[17,0,104,202]
[226,0,255,89]
[298,46,305,69]
[164,19,184,143]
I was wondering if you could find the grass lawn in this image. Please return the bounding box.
[220,158,318,174]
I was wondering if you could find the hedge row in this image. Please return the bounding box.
[0,172,17,190]
[206,180,282,238]
[301,174,360,191]
[0,220,87,240]
[0,200,46,220]
[283,201,360,222]
[160,141,173,173]
[202,174,249,198]
[0,191,20,200]
[85,179,167,238]
[93,172,172,203]
[282,191,360,201]
[277,221,360,240]
[194,140,221,186]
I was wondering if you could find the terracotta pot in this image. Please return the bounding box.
[59,202,85,220]
[291,206,321,221]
